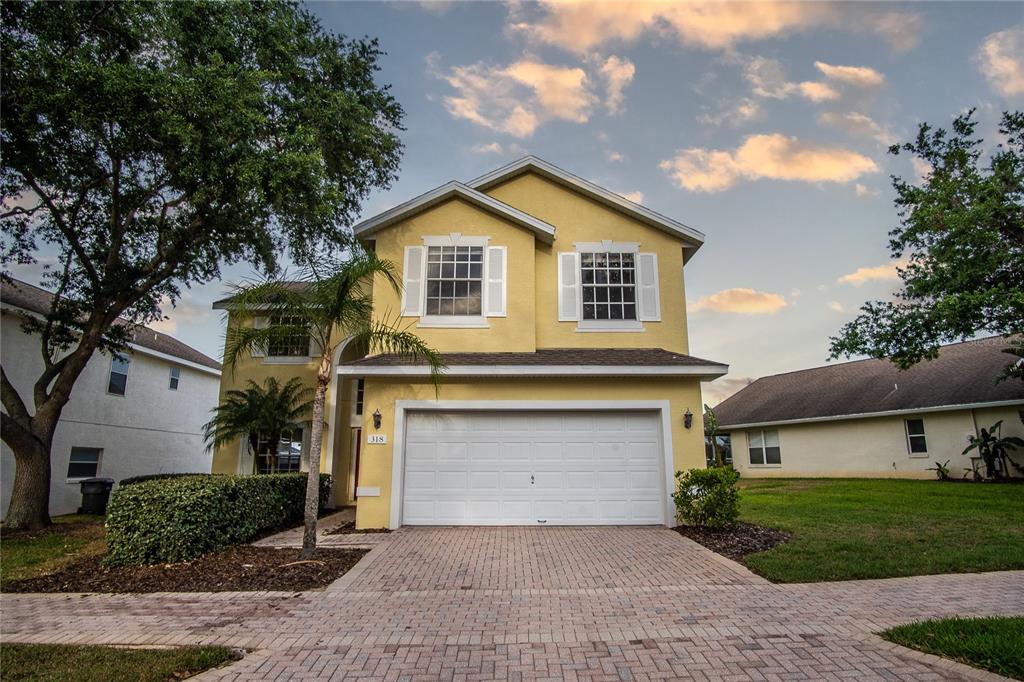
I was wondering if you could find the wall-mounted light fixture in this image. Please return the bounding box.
[372,409,382,430]
[683,409,693,430]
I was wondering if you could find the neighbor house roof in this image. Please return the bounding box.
[352,181,557,244]
[714,337,1024,428]
[338,347,728,378]
[1,277,221,372]
[468,156,705,260]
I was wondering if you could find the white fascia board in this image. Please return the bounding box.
[717,398,1024,431]
[467,156,705,255]
[352,181,556,244]
[338,363,729,378]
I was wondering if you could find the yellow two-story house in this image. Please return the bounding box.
[213,157,728,529]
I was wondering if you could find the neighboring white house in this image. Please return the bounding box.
[1,278,221,517]
[714,337,1024,479]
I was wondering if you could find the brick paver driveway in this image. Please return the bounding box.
[3,526,1023,680]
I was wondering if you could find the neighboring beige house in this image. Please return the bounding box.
[212,156,729,529]
[714,337,1024,479]
[1,278,222,517]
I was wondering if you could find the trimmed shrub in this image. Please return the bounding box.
[105,473,331,566]
[673,467,740,528]
[118,473,216,487]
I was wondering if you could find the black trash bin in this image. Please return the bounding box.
[78,477,115,515]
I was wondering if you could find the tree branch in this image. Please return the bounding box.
[1,365,32,426]
[23,174,101,286]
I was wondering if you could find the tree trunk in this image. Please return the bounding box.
[300,353,331,558]
[3,430,54,530]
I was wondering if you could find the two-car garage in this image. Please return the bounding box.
[399,409,668,526]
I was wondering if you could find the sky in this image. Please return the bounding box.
[8,1,1023,404]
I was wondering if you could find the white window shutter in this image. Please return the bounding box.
[637,252,661,321]
[557,252,579,321]
[250,316,268,358]
[400,246,424,316]
[484,246,507,317]
[308,332,323,358]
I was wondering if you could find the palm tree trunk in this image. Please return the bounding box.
[300,353,332,558]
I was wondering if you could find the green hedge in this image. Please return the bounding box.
[105,473,331,566]
[118,473,215,487]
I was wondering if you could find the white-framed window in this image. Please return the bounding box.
[558,243,659,331]
[747,429,781,466]
[107,353,130,396]
[255,428,303,474]
[168,366,181,390]
[67,447,101,479]
[400,236,506,326]
[266,314,310,358]
[905,418,927,456]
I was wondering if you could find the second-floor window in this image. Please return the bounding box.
[580,252,637,321]
[107,353,130,396]
[169,366,181,390]
[266,315,310,357]
[426,246,483,316]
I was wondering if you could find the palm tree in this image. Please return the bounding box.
[222,247,444,558]
[203,377,314,474]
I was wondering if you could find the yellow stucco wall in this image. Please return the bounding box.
[353,377,706,528]
[728,404,1024,479]
[483,173,690,354]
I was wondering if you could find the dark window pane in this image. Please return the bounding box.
[623,304,636,320]
[764,447,782,464]
[107,372,127,396]
[909,435,928,453]
[906,419,925,436]
[749,447,764,465]
[67,448,100,478]
[582,304,596,319]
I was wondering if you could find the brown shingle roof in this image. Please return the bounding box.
[345,347,725,368]
[1,278,221,371]
[714,337,1024,427]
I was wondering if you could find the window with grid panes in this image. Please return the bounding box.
[266,315,309,357]
[425,246,483,316]
[580,252,637,321]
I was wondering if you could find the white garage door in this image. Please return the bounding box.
[402,410,665,525]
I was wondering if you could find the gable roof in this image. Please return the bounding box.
[469,156,705,260]
[352,181,556,244]
[1,277,221,372]
[714,337,1024,428]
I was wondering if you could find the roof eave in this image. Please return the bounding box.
[352,181,556,244]
[338,363,729,379]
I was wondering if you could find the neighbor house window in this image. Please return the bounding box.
[354,378,365,416]
[425,245,483,316]
[580,252,637,322]
[256,428,303,474]
[107,354,130,396]
[67,447,101,479]
[705,433,733,468]
[905,418,927,455]
[168,366,180,390]
[266,315,309,357]
[747,429,781,465]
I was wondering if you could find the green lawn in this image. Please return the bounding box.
[882,616,1024,680]
[1,515,106,586]
[738,479,1024,583]
[0,644,237,681]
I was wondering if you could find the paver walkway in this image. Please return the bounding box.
[251,508,390,549]
[3,527,1022,681]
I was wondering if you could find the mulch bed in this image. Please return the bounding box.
[324,521,391,536]
[3,545,368,594]
[674,522,790,562]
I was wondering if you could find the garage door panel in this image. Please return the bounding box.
[403,410,665,526]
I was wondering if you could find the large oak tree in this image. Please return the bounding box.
[0,1,403,529]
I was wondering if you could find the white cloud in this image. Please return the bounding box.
[837,260,906,286]
[703,376,756,406]
[975,26,1024,97]
[599,56,636,114]
[690,288,788,314]
[618,190,644,203]
[697,98,762,127]
[660,134,878,193]
[912,157,933,182]
[744,56,838,102]
[471,142,504,155]
[605,150,624,162]
[814,61,886,88]
[435,56,597,137]
[819,112,895,145]
[827,301,845,313]
[865,10,921,52]
[150,294,212,335]
[511,2,918,54]
[854,183,878,197]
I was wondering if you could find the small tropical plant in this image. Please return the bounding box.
[704,404,725,468]
[203,377,314,474]
[222,246,444,558]
[927,460,952,481]
[673,467,740,528]
[962,421,1024,479]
